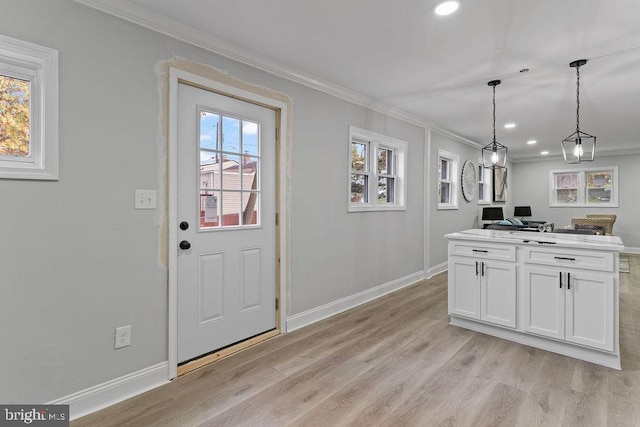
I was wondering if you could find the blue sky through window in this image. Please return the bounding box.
[199,110,259,163]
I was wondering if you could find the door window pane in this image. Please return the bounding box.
[200,190,220,227]
[199,111,219,150]
[242,121,259,156]
[222,116,240,153]
[221,190,241,226]
[242,192,259,225]
[199,109,261,229]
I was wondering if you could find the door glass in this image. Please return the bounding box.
[199,108,261,229]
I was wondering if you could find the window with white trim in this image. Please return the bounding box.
[550,166,618,207]
[349,126,407,211]
[0,35,58,180]
[437,150,459,209]
[477,163,492,204]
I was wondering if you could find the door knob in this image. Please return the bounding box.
[179,240,191,250]
[179,221,189,230]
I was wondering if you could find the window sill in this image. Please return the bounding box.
[348,204,406,213]
[437,205,459,210]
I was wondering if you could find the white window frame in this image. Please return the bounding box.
[549,166,618,207]
[477,161,492,205]
[348,125,407,212]
[0,34,58,180]
[437,149,459,210]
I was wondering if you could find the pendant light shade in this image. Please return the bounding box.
[482,80,507,169]
[561,59,596,163]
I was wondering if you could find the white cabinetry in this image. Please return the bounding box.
[448,242,516,328]
[446,229,623,369]
[522,249,614,352]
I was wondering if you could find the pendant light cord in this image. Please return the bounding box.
[492,84,496,143]
[576,65,580,133]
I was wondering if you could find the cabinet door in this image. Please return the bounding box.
[565,272,614,351]
[522,266,564,340]
[448,257,480,320]
[481,260,517,328]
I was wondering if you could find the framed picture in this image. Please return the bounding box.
[493,167,507,202]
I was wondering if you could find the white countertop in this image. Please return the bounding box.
[446,228,625,252]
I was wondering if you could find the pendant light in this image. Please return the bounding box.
[482,80,507,169]
[561,59,595,163]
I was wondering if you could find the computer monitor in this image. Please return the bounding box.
[482,207,504,221]
[514,206,532,218]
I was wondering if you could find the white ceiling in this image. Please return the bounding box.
[80,0,640,160]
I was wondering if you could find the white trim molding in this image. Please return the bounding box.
[426,261,448,279]
[0,34,58,180]
[49,362,169,421]
[167,67,290,379]
[286,271,424,332]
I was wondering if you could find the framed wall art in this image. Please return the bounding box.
[493,167,507,202]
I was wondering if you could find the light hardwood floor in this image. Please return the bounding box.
[73,255,640,426]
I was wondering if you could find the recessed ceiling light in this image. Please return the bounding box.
[433,1,461,16]
[527,140,537,145]
[504,123,516,129]
[541,151,550,155]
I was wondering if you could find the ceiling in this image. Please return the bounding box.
[80,0,640,161]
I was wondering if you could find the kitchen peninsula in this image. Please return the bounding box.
[446,228,625,369]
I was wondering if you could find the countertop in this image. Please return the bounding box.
[446,228,625,252]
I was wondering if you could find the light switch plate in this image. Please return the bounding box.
[135,189,157,209]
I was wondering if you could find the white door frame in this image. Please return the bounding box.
[167,67,289,379]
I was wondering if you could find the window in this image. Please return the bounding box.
[199,110,261,228]
[0,34,58,180]
[477,163,492,204]
[437,150,459,209]
[348,126,407,211]
[550,167,618,207]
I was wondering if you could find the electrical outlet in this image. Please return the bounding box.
[115,325,131,349]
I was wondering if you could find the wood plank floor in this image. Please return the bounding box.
[73,255,640,426]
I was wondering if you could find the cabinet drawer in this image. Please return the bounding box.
[449,241,516,262]
[522,246,614,272]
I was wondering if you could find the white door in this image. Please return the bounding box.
[177,82,277,363]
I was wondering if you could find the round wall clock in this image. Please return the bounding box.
[461,160,476,202]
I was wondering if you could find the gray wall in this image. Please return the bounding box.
[511,153,640,250]
[428,130,513,267]
[0,0,426,403]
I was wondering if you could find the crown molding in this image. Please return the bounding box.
[73,0,433,130]
[430,126,482,149]
[511,147,640,163]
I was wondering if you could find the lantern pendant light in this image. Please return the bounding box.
[561,59,596,163]
[482,80,507,169]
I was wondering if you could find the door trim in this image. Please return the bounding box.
[167,67,289,379]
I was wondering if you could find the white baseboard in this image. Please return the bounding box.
[48,362,169,421]
[286,271,424,332]
[426,261,447,279]
[623,247,640,254]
